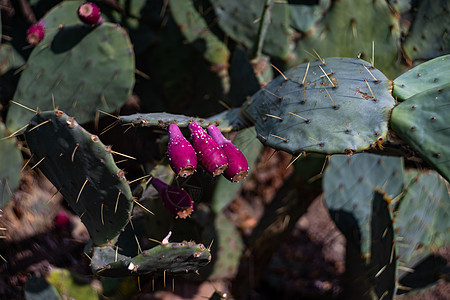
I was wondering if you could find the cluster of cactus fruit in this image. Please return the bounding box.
[0,0,449,299]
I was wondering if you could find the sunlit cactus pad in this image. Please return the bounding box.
[92,241,211,277]
[242,57,395,154]
[24,110,133,245]
[7,0,134,132]
[390,83,450,181]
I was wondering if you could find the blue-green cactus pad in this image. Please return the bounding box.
[0,123,23,208]
[394,169,450,279]
[393,55,450,101]
[242,57,395,154]
[7,1,134,132]
[390,83,450,181]
[92,242,211,277]
[24,110,133,245]
[323,153,404,258]
[210,0,290,60]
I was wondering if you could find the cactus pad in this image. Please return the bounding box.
[92,242,211,277]
[323,153,404,258]
[210,0,291,60]
[24,111,133,245]
[242,57,395,155]
[390,83,450,181]
[7,1,134,132]
[393,55,450,100]
[0,123,23,208]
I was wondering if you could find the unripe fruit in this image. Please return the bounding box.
[167,124,197,177]
[207,125,249,182]
[26,21,45,45]
[150,177,193,219]
[188,122,228,176]
[78,2,103,25]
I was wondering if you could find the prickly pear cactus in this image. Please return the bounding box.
[24,110,133,245]
[323,153,404,259]
[390,83,450,181]
[289,0,330,34]
[242,57,395,155]
[293,0,402,78]
[7,1,135,132]
[209,0,291,60]
[91,241,211,277]
[393,55,450,100]
[402,0,450,61]
[0,123,22,208]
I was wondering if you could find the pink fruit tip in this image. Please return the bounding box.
[78,2,103,25]
[26,21,45,45]
[189,122,228,176]
[54,210,71,230]
[151,178,193,219]
[207,125,249,182]
[167,124,197,178]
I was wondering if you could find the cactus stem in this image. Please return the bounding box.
[288,112,310,122]
[363,65,379,82]
[308,137,324,147]
[364,79,377,101]
[270,134,288,142]
[302,62,310,85]
[132,197,155,215]
[71,144,79,162]
[271,64,288,81]
[319,66,335,88]
[101,202,104,225]
[30,156,46,170]
[10,100,38,113]
[264,113,283,121]
[323,88,337,108]
[286,152,303,169]
[76,177,89,204]
[262,88,282,99]
[114,190,121,213]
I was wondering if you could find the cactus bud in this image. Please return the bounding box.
[188,122,228,176]
[26,21,45,45]
[150,178,193,219]
[207,125,249,182]
[78,2,103,26]
[167,124,197,177]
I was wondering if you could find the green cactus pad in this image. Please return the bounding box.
[168,0,229,66]
[7,1,134,132]
[119,108,247,132]
[24,276,62,300]
[289,0,330,34]
[323,153,404,258]
[210,0,291,60]
[394,169,450,278]
[0,123,23,208]
[24,110,133,245]
[242,57,395,155]
[293,0,402,78]
[92,242,211,277]
[402,0,450,61]
[390,83,450,181]
[393,55,450,100]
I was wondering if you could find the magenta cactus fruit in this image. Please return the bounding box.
[150,177,193,219]
[26,21,45,45]
[207,125,249,182]
[167,124,197,177]
[77,2,103,25]
[188,122,228,176]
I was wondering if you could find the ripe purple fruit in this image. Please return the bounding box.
[207,125,249,182]
[26,21,45,45]
[78,2,103,26]
[189,122,228,176]
[150,177,193,219]
[167,124,197,177]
